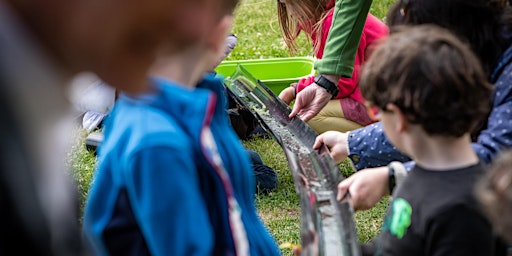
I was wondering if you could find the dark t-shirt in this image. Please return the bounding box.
[363,163,500,256]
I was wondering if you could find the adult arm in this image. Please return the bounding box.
[294,71,359,100]
[290,0,373,121]
[347,122,412,169]
[315,0,373,77]
[472,62,512,164]
[126,146,214,255]
[314,122,412,169]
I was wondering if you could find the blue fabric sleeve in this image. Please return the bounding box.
[347,122,411,170]
[125,145,214,256]
[472,64,512,164]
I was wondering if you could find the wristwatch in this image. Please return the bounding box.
[314,75,339,99]
[388,164,397,195]
[387,161,407,195]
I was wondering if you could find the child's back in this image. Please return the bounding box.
[375,164,491,255]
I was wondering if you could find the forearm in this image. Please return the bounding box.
[347,122,411,170]
[315,0,373,77]
[471,95,512,165]
[296,76,316,93]
[472,53,512,164]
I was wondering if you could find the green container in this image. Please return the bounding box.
[215,57,316,94]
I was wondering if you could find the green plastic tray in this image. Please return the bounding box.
[215,57,316,94]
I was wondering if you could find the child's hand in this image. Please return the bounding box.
[313,131,349,163]
[337,166,389,211]
[278,84,296,105]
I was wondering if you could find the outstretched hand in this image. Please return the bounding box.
[289,83,331,122]
[337,167,389,211]
[313,131,349,163]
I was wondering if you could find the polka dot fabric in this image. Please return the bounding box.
[473,45,512,164]
[347,122,411,170]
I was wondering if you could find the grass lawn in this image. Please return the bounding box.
[71,0,396,255]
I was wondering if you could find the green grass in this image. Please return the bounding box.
[71,0,396,255]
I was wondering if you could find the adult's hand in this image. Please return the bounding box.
[336,167,389,211]
[313,131,349,163]
[288,83,331,122]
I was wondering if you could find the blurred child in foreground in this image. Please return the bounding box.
[1,0,215,254]
[82,0,280,254]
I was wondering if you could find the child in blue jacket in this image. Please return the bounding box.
[82,0,280,254]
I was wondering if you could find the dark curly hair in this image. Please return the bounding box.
[360,25,492,137]
[386,0,512,77]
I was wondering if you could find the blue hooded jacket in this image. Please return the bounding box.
[83,75,280,256]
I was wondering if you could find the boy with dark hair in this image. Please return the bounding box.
[82,0,280,254]
[358,25,497,255]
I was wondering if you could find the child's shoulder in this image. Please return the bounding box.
[404,164,484,211]
[105,102,192,152]
[115,97,181,128]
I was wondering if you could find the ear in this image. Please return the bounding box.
[386,103,408,133]
[206,15,234,54]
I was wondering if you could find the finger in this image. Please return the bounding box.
[313,135,324,149]
[330,151,342,164]
[347,190,362,211]
[289,101,301,118]
[337,180,351,201]
[347,198,356,211]
[337,188,348,201]
[300,111,314,122]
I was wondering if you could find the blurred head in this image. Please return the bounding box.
[277,0,330,54]
[386,0,512,76]
[360,25,492,138]
[476,149,512,243]
[197,0,239,72]
[7,0,237,93]
[151,0,239,78]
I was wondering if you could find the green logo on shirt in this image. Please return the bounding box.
[383,198,412,239]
